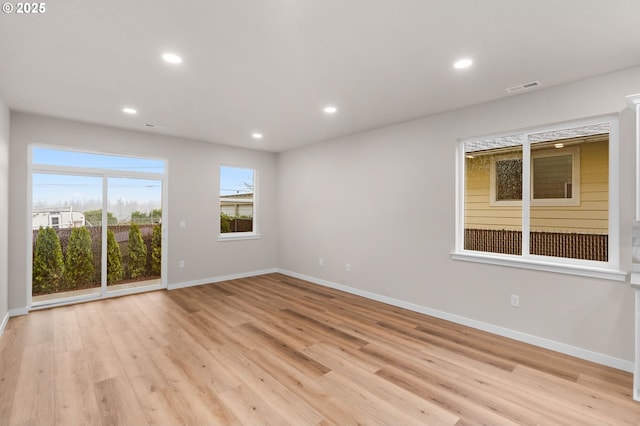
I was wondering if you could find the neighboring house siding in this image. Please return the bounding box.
[464,138,608,234]
[465,153,522,231]
[32,209,86,230]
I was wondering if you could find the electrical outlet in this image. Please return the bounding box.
[319,258,324,266]
[179,260,185,268]
[346,263,351,272]
[510,294,520,308]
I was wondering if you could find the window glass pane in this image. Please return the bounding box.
[533,155,572,199]
[220,166,254,233]
[33,147,165,173]
[32,173,103,300]
[107,177,163,290]
[464,136,522,255]
[529,128,608,261]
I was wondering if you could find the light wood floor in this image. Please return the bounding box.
[1,273,639,425]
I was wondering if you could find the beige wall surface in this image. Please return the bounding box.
[277,66,639,363]
[8,113,278,311]
[0,96,9,327]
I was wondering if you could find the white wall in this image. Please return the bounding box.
[0,95,9,333]
[277,66,640,366]
[8,113,278,311]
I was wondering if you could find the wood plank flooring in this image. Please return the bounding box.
[1,273,639,425]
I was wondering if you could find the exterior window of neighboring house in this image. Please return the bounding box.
[456,117,621,280]
[50,216,60,229]
[219,165,258,238]
[490,148,580,206]
[494,158,523,202]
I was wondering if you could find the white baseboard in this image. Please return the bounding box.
[9,307,28,317]
[168,268,278,290]
[0,307,29,336]
[277,269,633,373]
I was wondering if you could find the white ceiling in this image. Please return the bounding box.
[1,0,639,152]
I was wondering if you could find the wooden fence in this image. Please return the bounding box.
[464,228,607,261]
[229,218,253,233]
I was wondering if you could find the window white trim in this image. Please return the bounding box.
[455,114,619,275]
[451,251,626,281]
[28,145,169,310]
[218,232,262,242]
[219,164,259,238]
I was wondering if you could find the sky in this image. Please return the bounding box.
[220,165,254,196]
[32,148,165,173]
[32,148,253,216]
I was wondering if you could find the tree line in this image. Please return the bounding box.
[84,209,162,226]
[33,223,161,294]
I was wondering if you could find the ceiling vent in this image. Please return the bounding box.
[505,80,541,94]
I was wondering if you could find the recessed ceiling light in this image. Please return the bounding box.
[453,58,473,69]
[252,133,263,139]
[122,107,137,115]
[162,53,183,64]
[323,106,337,114]
[554,143,564,149]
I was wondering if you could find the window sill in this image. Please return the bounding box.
[451,251,627,282]
[218,232,262,242]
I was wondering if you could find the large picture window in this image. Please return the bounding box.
[457,118,620,278]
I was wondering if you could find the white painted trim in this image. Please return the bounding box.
[625,94,640,221]
[28,144,169,306]
[31,293,102,311]
[459,114,620,272]
[219,164,258,236]
[635,289,640,401]
[277,268,633,372]
[451,251,627,282]
[218,233,262,242]
[168,268,278,290]
[0,311,9,336]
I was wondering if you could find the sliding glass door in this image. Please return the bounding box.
[31,147,166,307]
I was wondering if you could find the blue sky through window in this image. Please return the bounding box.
[33,147,165,173]
[220,166,254,196]
[32,148,164,218]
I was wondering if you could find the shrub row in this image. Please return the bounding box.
[32,224,161,295]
